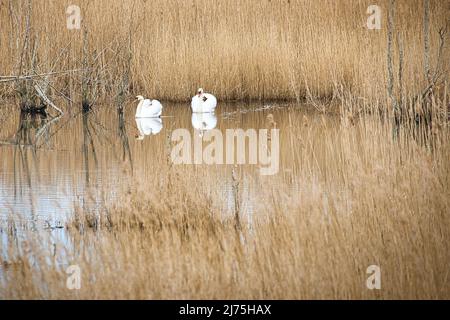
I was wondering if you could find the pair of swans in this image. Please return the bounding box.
[135,88,217,139]
[135,88,217,118]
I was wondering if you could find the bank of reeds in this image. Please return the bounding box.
[1,112,449,299]
[0,0,448,109]
[1,0,449,300]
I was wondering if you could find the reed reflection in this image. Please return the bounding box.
[118,109,133,171]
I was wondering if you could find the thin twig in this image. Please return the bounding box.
[0,69,88,82]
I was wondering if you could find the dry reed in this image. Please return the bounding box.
[1,0,450,300]
[0,0,448,104]
[1,110,449,299]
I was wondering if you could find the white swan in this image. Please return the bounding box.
[135,95,162,118]
[135,118,163,140]
[191,88,217,113]
[191,112,217,131]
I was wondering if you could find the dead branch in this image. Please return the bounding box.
[387,0,399,114]
[0,69,88,83]
[420,26,448,100]
[397,32,404,106]
[34,84,64,115]
[423,0,431,83]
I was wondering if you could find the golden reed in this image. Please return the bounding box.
[0,0,448,102]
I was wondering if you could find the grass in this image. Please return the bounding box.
[1,107,449,299]
[0,0,448,103]
[0,0,449,300]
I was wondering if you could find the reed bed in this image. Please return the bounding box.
[1,0,449,300]
[0,0,448,103]
[1,110,449,299]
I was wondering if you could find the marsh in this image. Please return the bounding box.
[0,0,449,299]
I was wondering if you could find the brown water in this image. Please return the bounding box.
[0,101,340,236]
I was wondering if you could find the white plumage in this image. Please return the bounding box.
[191,88,217,113]
[191,112,217,131]
[135,118,163,140]
[135,95,162,118]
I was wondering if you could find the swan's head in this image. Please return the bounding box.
[136,95,145,101]
[135,134,145,141]
[197,88,204,97]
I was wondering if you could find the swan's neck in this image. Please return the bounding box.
[136,100,144,116]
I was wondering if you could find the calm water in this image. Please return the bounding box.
[0,101,340,234]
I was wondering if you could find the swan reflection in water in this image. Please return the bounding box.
[135,117,163,140]
[191,112,217,136]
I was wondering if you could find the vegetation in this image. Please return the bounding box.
[1,106,449,299]
[0,0,449,299]
[0,0,448,105]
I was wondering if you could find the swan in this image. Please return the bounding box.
[135,118,163,140]
[191,88,217,113]
[135,95,162,118]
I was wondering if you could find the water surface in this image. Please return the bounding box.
[0,101,340,235]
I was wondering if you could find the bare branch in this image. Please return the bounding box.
[0,69,88,83]
[34,84,64,115]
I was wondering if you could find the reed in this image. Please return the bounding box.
[1,0,449,300]
[1,108,449,299]
[0,0,448,105]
